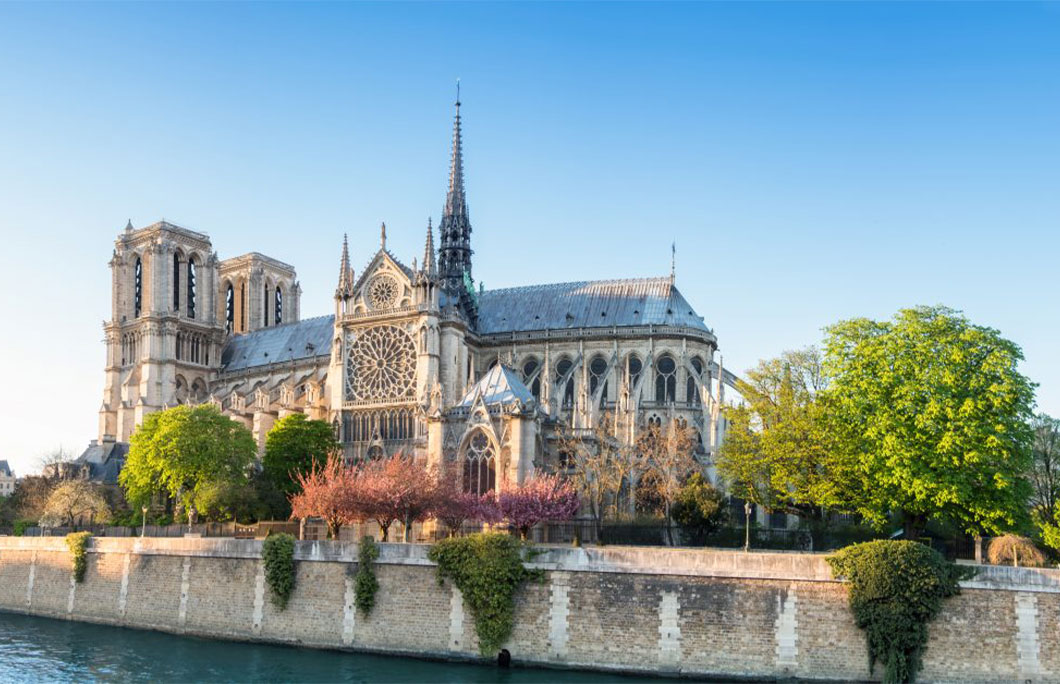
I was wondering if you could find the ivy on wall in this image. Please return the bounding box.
[428,532,542,656]
[262,533,296,609]
[354,536,380,615]
[828,540,975,684]
[65,532,92,583]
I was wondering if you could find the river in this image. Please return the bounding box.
[0,612,674,683]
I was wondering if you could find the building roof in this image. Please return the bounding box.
[220,315,334,373]
[0,460,11,478]
[476,277,711,336]
[457,364,536,408]
[73,441,128,485]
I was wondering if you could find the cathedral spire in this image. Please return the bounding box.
[423,217,437,278]
[335,233,354,299]
[438,85,474,303]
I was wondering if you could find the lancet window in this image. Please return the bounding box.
[274,286,283,325]
[687,356,703,406]
[522,357,541,401]
[225,284,234,333]
[555,358,575,409]
[173,253,181,311]
[134,257,142,318]
[589,355,609,406]
[186,257,197,319]
[655,355,677,403]
[263,284,269,327]
[462,430,496,496]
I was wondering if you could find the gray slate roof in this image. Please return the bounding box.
[476,278,710,336]
[0,460,11,477]
[221,315,334,372]
[73,441,128,485]
[458,364,536,408]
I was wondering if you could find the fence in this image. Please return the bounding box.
[7,520,984,560]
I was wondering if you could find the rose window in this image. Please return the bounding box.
[366,275,399,310]
[345,325,416,401]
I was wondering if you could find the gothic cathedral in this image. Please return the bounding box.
[86,98,737,491]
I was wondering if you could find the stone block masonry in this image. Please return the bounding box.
[0,536,1057,682]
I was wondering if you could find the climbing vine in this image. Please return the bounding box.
[66,532,92,583]
[262,533,296,609]
[354,536,380,615]
[428,532,543,656]
[828,540,975,683]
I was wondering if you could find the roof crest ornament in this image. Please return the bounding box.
[380,222,387,250]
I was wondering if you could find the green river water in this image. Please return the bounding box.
[0,612,681,683]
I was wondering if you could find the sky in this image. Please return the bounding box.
[0,2,1057,476]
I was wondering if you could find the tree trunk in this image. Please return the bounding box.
[380,523,390,542]
[403,515,412,543]
[902,512,928,540]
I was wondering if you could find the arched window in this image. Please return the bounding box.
[463,430,496,495]
[175,333,183,361]
[522,357,541,401]
[186,257,197,319]
[627,355,643,388]
[225,284,234,333]
[688,356,704,405]
[274,285,283,325]
[263,283,270,327]
[589,355,608,407]
[134,257,143,318]
[173,253,181,311]
[655,355,677,403]
[240,282,246,332]
[555,358,575,409]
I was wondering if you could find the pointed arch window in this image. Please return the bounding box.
[274,286,283,325]
[173,253,181,311]
[263,284,270,327]
[589,355,609,406]
[134,257,143,318]
[655,355,677,403]
[225,284,234,334]
[522,358,541,401]
[186,258,197,319]
[688,356,704,405]
[463,430,496,495]
[555,358,575,409]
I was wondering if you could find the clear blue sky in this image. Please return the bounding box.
[1,2,1057,475]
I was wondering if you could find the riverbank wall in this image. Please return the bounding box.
[0,536,1056,682]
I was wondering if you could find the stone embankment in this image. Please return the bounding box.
[0,536,1056,682]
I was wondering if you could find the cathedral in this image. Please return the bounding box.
[85,98,737,493]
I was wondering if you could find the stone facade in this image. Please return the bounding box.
[0,536,1054,682]
[83,98,739,491]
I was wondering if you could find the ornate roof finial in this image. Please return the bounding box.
[125,219,133,232]
[335,233,355,299]
[380,222,387,250]
[423,216,437,277]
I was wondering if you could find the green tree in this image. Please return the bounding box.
[263,414,338,498]
[824,305,1035,538]
[119,405,257,516]
[670,473,725,544]
[1028,413,1060,522]
[717,347,851,521]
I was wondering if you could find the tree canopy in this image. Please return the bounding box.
[119,405,257,515]
[263,413,338,498]
[39,480,111,528]
[717,347,849,520]
[824,305,1035,537]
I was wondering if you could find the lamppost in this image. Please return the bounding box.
[744,501,752,552]
[141,505,148,538]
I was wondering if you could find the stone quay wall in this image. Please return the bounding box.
[0,536,1057,682]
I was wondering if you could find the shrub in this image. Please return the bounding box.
[828,540,974,683]
[66,532,92,583]
[671,473,725,544]
[988,534,1046,567]
[13,519,35,536]
[354,536,380,615]
[261,533,296,609]
[428,532,542,655]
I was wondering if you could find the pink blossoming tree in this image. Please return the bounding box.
[498,474,580,539]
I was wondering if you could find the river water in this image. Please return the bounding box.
[0,612,672,683]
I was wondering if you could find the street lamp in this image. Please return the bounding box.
[743,501,752,552]
[141,505,148,538]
